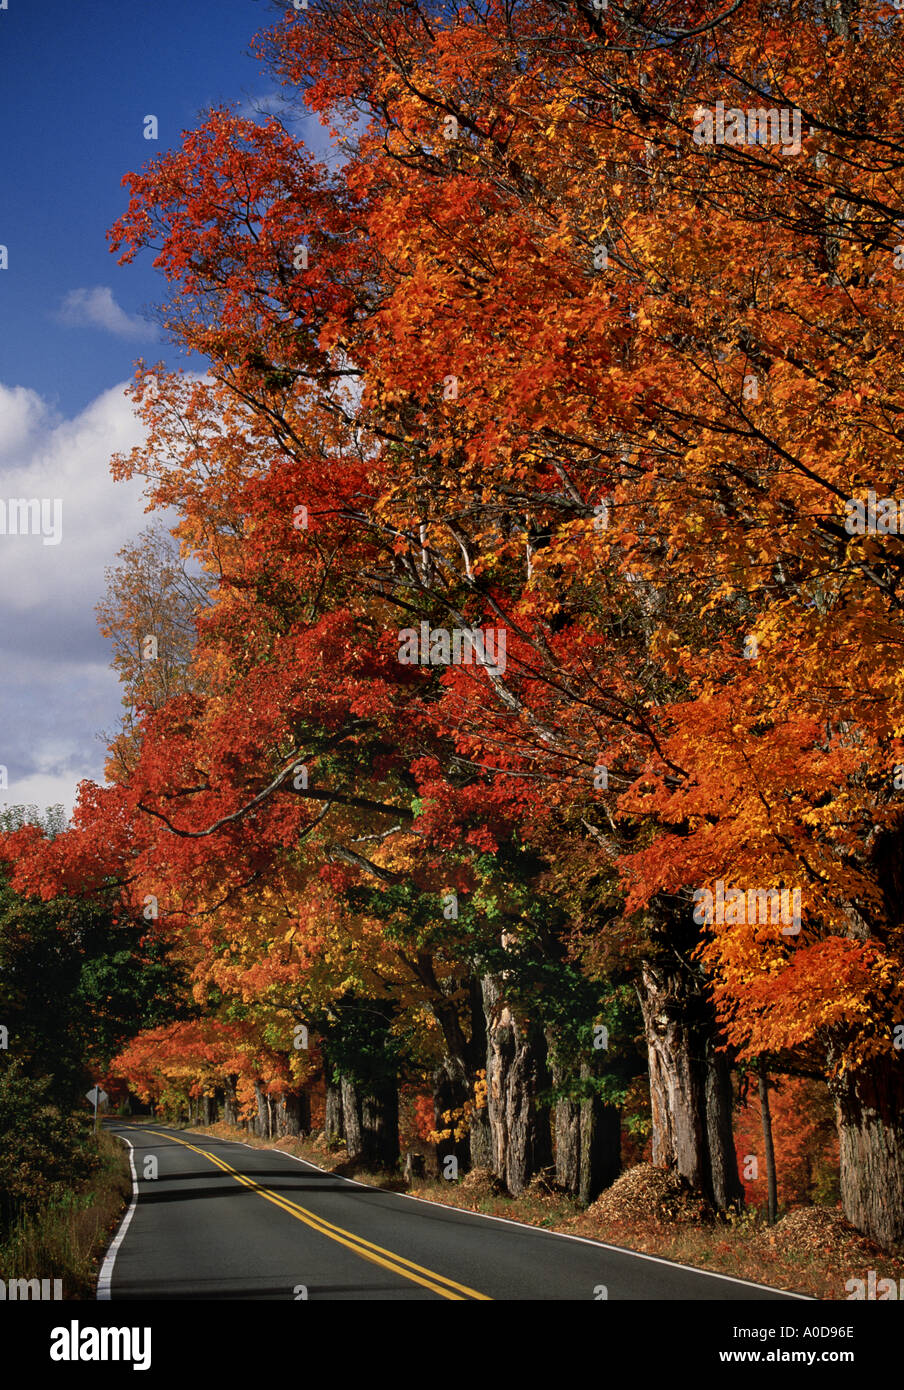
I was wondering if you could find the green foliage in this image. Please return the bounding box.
[317,994,404,1091]
[0,870,188,1108]
[0,804,67,838]
[0,838,189,1232]
[0,1062,99,1225]
[0,1124,131,1296]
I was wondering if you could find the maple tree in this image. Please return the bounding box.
[0,812,187,1227]
[4,0,904,1251]
[95,522,213,781]
[734,1071,840,1214]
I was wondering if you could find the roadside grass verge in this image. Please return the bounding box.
[0,1124,131,1300]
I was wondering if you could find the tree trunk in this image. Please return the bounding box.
[830,1054,904,1250]
[466,975,492,1169]
[758,1058,778,1225]
[469,1099,493,1169]
[280,1089,309,1137]
[639,956,742,1211]
[432,1063,471,1174]
[213,1087,225,1124]
[253,1080,270,1139]
[547,1038,581,1193]
[422,971,490,1175]
[579,1061,621,1203]
[325,1080,344,1144]
[341,1076,363,1161]
[483,975,553,1194]
[547,1047,621,1202]
[224,1074,239,1127]
[706,1046,740,1210]
[361,1083,400,1168]
[554,1096,581,1193]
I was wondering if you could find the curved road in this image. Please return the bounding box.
[98,1122,808,1301]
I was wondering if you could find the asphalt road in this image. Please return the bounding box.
[98,1123,808,1301]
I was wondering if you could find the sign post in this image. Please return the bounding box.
[86,1085,108,1132]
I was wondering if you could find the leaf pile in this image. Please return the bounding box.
[589,1164,715,1227]
[458,1166,506,1198]
[749,1206,882,1264]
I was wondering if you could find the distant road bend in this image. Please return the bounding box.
[98,1123,809,1301]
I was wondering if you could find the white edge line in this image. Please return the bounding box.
[269,1146,813,1301]
[96,1130,139,1301]
[164,1127,813,1303]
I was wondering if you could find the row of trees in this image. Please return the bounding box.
[4,0,904,1246]
[0,807,183,1227]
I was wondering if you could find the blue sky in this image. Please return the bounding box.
[0,0,332,816]
[0,0,330,413]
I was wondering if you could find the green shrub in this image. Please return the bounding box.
[0,1062,99,1228]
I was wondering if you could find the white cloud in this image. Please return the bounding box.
[0,379,161,817]
[1,774,81,823]
[234,93,346,163]
[0,384,47,458]
[0,380,151,596]
[57,286,155,340]
[236,91,289,121]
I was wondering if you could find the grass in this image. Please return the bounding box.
[0,1123,132,1299]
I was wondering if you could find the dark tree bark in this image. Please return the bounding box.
[547,1038,621,1203]
[824,835,904,1250]
[320,998,401,1168]
[223,1074,239,1127]
[554,1095,581,1193]
[253,1080,270,1139]
[483,976,553,1194]
[432,1063,471,1174]
[579,1062,621,1204]
[341,1076,363,1161]
[638,956,743,1212]
[547,1037,580,1193]
[830,1053,904,1250]
[469,1102,493,1169]
[361,1083,400,1168]
[417,964,488,1174]
[336,1075,398,1168]
[758,1058,778,1225]
[325,1080,344,1144]
[275,1091,309,1138]
[467,975,493,1169]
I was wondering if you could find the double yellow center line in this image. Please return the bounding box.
[149,1129,491,1301]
